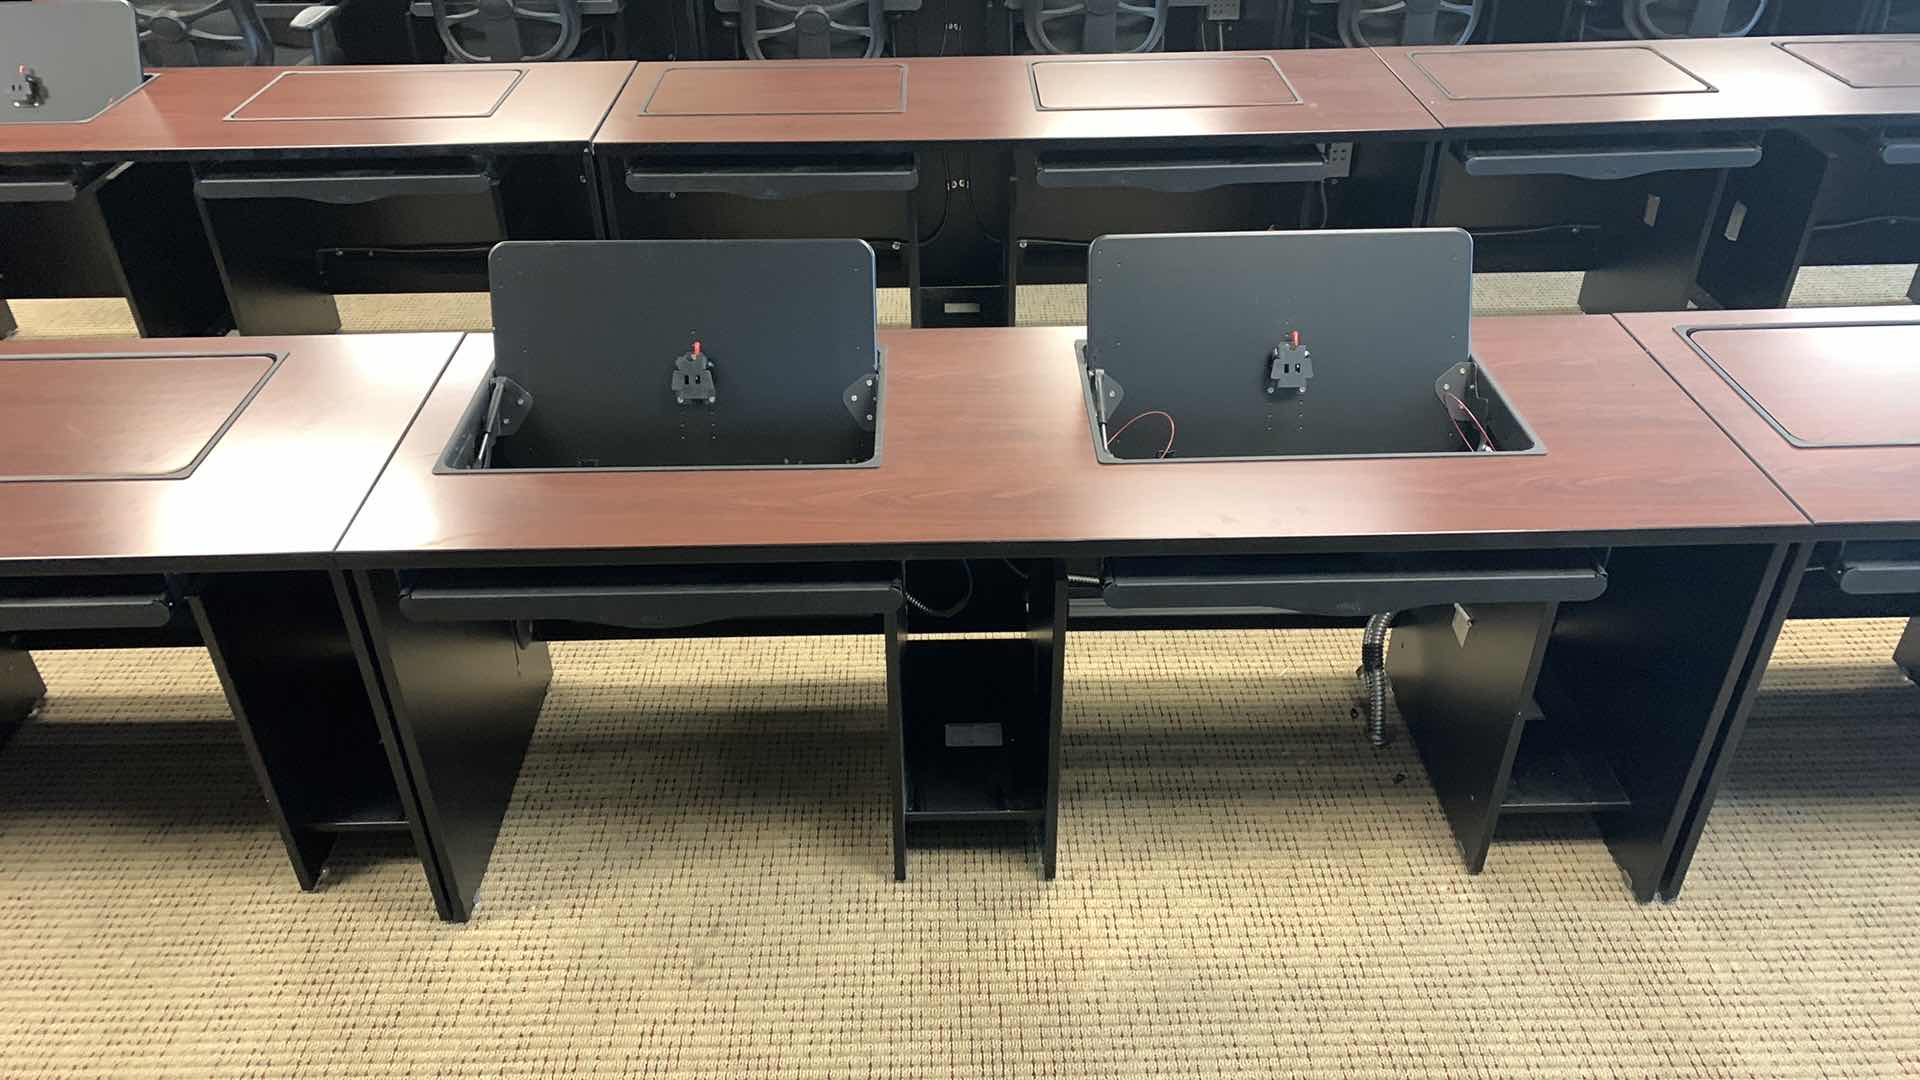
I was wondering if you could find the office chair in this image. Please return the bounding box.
[734,0,887,59]
[1021,0,1168,53]
[425,0,588,61]
[1331,0,1477,46]
[1620,0,1768,37]
[134,0,344,65]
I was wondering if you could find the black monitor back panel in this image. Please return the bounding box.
[1083,229,1486,460]
[488,239,880,469]
[2,0,146,124]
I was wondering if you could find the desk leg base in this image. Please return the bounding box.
[0,300,16,340]
[1907,267,1920,305]
[1390,601,1557,875]
[0,647,47,751]
[349,570,552,922]
[1896,617,1919,685]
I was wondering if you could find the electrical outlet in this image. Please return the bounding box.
[1320,142,1354,179]
[1207,0,1241,19]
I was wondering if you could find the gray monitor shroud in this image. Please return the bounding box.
[2,0,147,125]
[447,239,882,472]
[1080,229,1540,463]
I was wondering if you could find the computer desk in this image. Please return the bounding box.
[1372,36,1920,312]
[0,331,463,917]
[1616,305,1920,898]
[592,50,1442,325]
[335,314,1807,919]
[0,61,635,337]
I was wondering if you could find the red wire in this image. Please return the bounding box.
[1106,410,1177,459]
[1442,392,1494,451]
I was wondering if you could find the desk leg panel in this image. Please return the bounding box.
[0,648,47,751]
[1390,601,1557,874]
[1894,617,1919,686]
[1907,267,1919,305]
[1537,543,1799,901]
[1580,167,1728,314]
[98,163,236,337]
[0,301,15,339]
[1693,130,1829,311]
[350,569,552,922]
[190,571,415,893]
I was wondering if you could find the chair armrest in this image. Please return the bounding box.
[290,3,342,31]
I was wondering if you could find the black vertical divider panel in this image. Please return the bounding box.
[1695,129,1831,310]
[1654,543,1808,899]
[1531,543,1795,902]
[349,568,553,922]
[0,646,47,750]
[1896,617,1920,682]
[1579,166,1730,314]
[189,570,419,891]
[97,163,237,337]
[1390,600,1559,874]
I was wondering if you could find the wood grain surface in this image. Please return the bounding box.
[1375,36,1920,129]
[339,316,1806,561]
[1618,307,1920,529]
[0,62,634,158]
[0,333,460,566]
[596,49,1438,146]
[0,353,273,480]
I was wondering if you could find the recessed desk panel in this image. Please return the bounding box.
[0,333,461,567]
[1780,37,1920,90]
[1619,307,1920,528]
[0,354,274,481]
[228,68,524,121]
[1408,46,1710,100]
[1031,56,1298,110]
[642,64,906,116]
[1375,36,1920,130]
[0,62,635,158]
[596,50,1437,147]
[339,316,1799,562]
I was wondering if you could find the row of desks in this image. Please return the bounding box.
[5,39,1920,157]
[4,308,1913,919]
[5,38,1919,337]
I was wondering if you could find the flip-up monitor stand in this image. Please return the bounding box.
[443,239,883,472]
[1,0,147,125]
[1079,228,1540,463]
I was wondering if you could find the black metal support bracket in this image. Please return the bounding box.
[843,370,878,432]
[670,343,716,406]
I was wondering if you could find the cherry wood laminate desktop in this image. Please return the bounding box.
[339,317,1803,563]
[1617,306,1920,529]
[595,50,1440,146]
[0,334,461,568]
[1374,35,1920,130]
[0,62,635,159]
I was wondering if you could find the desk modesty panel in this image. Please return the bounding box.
[337,317,1803,563]
[595,50,1440,147]
[1617,307,1920,530]
[1373,35,1920,130]
[0,334,461,568]
[0,63,637,159]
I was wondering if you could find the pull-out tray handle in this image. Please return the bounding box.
[1454,141,1761,181]
[1034,150,1337,193]
[1828,555,1920,596]
[625,164,918,200]
[0,593,173,632]
[195,170,495,205]
[1880,138,1920,167]
[1103,553,1607,618]
[400,579,904,630]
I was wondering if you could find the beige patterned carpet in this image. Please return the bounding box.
[1,271,1917,1077]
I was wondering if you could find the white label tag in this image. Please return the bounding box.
[945,723,1004,748]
